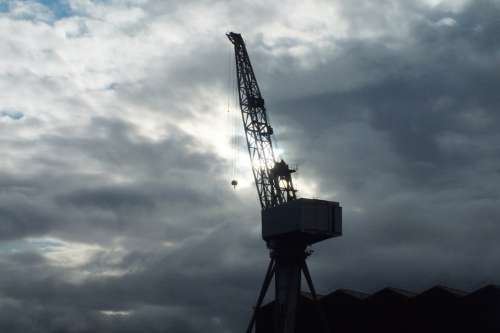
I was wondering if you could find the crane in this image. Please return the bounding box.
[227,32,343,333]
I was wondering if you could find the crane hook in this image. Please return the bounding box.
[231,179,238,189]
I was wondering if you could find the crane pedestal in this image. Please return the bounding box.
[246,244,330,333]
[246,199,342,333]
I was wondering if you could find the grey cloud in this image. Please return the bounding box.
[0,116,235,244]
[274,0,500,185]
[0,221,263,332]
[58,187,156,211]
[0,185,58,241]
[262,0,500,295]
[0,299,198,333]
[1,0,500,332]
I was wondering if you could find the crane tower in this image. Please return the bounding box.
[227,32,342,333]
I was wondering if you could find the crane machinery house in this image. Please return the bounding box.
[262,198,342,245]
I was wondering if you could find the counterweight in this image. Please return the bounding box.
[227,32,296,209]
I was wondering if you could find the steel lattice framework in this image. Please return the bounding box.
[227,32,296,210]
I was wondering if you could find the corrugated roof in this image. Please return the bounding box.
[334,288,370,299]
[369,287,417,300]
[256,284,500,333]
[259,284,499,308]
[416,285,467,299]
[464,284,500,305]
[322,289,369,307]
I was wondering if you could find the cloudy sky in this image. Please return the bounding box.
[1,0,500,331]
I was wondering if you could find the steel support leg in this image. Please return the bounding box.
[302,261,331,333]
[246,258,276,333]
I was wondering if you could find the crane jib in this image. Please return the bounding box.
[227,32,297,210]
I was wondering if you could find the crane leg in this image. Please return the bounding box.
[302,261,331,333]
[246,258,276,333]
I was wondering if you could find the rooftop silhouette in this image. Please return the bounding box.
[256,285,500,333]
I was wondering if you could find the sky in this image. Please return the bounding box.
[0,0,499,332]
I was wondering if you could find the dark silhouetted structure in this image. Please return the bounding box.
[255,285,500,333]
[227,32,342,333]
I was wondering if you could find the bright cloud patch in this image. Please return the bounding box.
[28,237,103,267]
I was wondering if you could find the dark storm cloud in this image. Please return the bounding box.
[0,116,234,243]
[0,173,61,240]
[0,228,260,311]
[0,113,258,331]
[268,0,500,188]
[266,0,500,293]
[0,222,264,332]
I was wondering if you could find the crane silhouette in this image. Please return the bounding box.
[227,32,343,333]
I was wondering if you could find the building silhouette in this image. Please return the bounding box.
[256,285,500,333]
